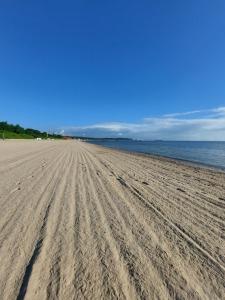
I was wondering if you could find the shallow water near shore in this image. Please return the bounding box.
[89,140,225,169]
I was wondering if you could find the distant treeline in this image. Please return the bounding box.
[0,121,62,139]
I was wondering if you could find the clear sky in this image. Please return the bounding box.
[0,1,225,139]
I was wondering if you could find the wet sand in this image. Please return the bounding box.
[0,140,224,299]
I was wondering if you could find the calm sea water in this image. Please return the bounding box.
[88,140,225,170]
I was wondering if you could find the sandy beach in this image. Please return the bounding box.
[0,140,224,300]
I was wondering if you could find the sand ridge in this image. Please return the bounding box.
[0,140,224,299]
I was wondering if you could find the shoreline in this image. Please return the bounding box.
[87,141,225,174]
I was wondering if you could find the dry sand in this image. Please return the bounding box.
[0,140,225,300]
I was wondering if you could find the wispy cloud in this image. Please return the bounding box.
[212,107,225,116]
[163,109,204,118]
[61,106,225,141]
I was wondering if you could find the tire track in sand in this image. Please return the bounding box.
[82,150,169,299]
[82,150,202,299]
[16,152,73,300]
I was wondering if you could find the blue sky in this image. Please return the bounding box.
[0,1,225,139]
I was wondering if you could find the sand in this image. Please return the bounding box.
[0,140,224,300]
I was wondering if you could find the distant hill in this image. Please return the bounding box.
[0,121,63,139]
[73,136,132,141]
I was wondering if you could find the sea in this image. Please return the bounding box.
[88,140,225,170]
